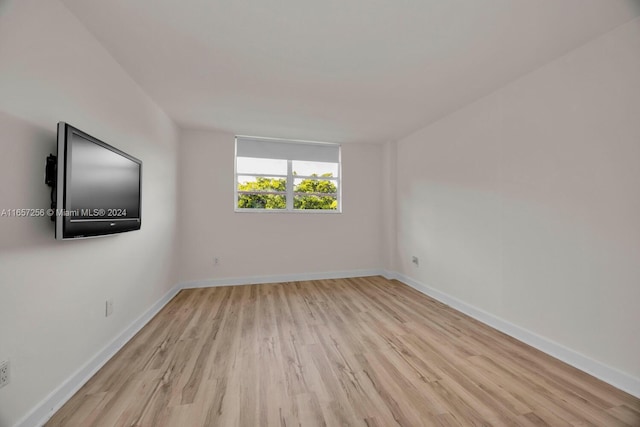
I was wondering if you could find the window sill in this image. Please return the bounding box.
[234,208,342,214]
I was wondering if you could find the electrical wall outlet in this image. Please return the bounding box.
[412,256,419,266]
[105,299,114,317]
[213,257,219,266]
[0,360,9,389]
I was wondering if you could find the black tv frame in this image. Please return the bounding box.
[46,123,142,240]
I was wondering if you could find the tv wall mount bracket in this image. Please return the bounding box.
[45,154,57,221]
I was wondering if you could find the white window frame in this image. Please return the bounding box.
[234,136,342,213]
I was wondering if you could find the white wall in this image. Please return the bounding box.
[0,1,179,426]
[394,18,640,382]
[381,141,397,272]
[177,129,383,283]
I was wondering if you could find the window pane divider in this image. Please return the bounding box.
[292,175,339,181]
[237,173,287,179]
[286,160,294,210]
[238,191,287,195]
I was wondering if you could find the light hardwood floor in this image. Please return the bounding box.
[46,276,640,426]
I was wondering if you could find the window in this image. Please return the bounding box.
[235,136,341,212]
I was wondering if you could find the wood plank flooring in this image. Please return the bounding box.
[46,276,640,426]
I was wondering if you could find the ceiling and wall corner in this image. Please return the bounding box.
[60,0,640,144]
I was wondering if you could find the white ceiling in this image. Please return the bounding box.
[61,0,640,144]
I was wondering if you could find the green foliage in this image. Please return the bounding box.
[294,173,337,210]
[237,173,338,210]
[237,177,286,209]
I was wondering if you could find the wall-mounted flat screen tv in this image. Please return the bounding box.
[51,122,142,240]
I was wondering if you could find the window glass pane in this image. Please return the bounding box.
[237,157,287,175]
[238,194,286,209]
[294,178,338,195]
[294,194,338,210]
[238,176,286,192]
[292,160,338,177]
[237,176,286,209]
[294,177,338,210]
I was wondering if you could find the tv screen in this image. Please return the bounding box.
[53,122,142,239]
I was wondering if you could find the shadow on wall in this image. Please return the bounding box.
[0,111,66,252]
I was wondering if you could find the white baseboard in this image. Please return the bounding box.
[180,269,385,289]
[384,270,640,399]
[16,284,182,427]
